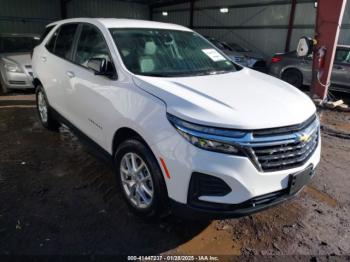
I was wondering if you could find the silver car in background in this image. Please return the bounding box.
[0,34,40,94]
[269,45,350,93]
[205,37,248,67]
[226,42,267,72]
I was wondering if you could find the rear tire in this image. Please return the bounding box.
[114,139,169,219]
[36,85,60,131]
[282,69,303,88]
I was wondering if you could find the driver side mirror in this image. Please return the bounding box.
[87,57,116,79]
[296,37,315,57]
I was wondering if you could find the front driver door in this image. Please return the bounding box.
[66,23,117,150]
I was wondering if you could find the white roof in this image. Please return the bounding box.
[48,18,192,32]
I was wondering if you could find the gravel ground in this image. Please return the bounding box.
[0,92,349,259]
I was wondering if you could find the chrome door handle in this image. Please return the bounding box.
[66,71,75,78]
[41,56,47,62]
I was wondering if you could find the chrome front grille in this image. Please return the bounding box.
[243,115,320,172]
[250,129,319,172]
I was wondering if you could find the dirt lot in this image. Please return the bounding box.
[0,92,349,259]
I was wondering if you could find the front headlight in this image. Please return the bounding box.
[167,113,246,155]
[2,58,23,73]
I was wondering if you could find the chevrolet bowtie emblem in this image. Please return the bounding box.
[299,133,311,142]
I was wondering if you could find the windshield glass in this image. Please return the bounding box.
[109,28,237,77]
[0,36,40,53]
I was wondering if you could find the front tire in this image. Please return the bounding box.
[114,139,169,219]
[36,85,60,131]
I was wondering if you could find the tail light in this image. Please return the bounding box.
[271,56,282,63]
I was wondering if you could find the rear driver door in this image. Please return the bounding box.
[41,23,79,119]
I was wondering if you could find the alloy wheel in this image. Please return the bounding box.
[120,152,154,209]
[37,91,48,123]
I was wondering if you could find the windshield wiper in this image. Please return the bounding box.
[199,70,231,75]
[139,70,232,78]
[140,73,174,77]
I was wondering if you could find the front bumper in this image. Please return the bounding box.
[1,69,34,89]
[171,188,298,220]
[154,126,321,205]
[170,165,315,219]
[152,113,321,216]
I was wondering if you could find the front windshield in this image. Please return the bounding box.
[0,36,40,53]
[109,28,237,77]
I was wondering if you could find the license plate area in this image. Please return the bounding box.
[288,165,314,195]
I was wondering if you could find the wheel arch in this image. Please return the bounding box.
[33,78,43,89]
[112,127,150,156]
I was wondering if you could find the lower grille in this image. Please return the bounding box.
[244,189,287,207]
[188,186,288,211]
[9,80,26,85]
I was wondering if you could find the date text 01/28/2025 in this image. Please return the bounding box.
[127,255,219,261]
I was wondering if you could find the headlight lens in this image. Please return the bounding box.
[2,58,23,73]
[167,113,246,155]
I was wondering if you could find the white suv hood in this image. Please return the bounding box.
[133,68,316,130]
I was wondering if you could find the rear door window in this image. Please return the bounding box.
[46,28,59,53]
[53,23,78,60]
[39,25,55,44]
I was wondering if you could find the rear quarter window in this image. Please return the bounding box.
[45,28,59,53]
[39,25,55,44]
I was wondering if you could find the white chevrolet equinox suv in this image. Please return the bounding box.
[32,18,321,219]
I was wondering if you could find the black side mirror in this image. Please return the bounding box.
[87,57,116,79]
